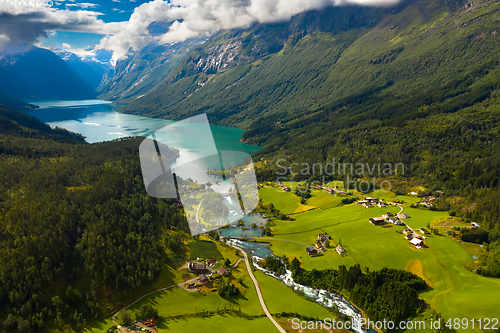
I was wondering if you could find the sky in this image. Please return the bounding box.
[0,0,401,64]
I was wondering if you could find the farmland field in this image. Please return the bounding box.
[259,187,301,214]
[160,315,275,332]
[188,239,223,260]
[164,254,185,269]
[258,190,500,332]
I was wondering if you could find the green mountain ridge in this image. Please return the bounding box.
[118,2,411,124]
[115,0,500,236]
[98,37,208,103]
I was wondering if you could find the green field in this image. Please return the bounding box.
[164,254,185,269]
[128,261,264,315]
[306,191,345,210]
[188,239,223,260]
[258,192,500,332]
[161,315,274,332]
[259,187,301,214]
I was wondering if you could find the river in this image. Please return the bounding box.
[227,238,376,333]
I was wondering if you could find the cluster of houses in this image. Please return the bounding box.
[144,318,156,327]
[188,260,230,285]
[419,196,436,208]
[276,181,348,194]
[369,212,404,226]
[306,233,332,255]
[357,197,388,208]
[403,229,425,249]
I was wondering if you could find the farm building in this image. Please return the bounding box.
[410,238,424,248]
[199,274,209,284]
[219,265,229,276]
[403,229,412,236]
[206,259,218,266]
[336,245,346,255]
[188,262,206,273]
[318,233,326,241]
[382,212,394,219]
[315,240,323,249]
[397,213,410,219]
[369,217,385,225]
[282,186,290,191]
[306,246,318,255]
[472,222,480,227]
[326,188,335,194]
[420,228,428,234]
[145,318,156,327]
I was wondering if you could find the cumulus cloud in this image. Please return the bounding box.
[0,0,400,63]
[97,0,400,62]
[65,2,100,9]
[62,42,71,49]
[0,8,125,52]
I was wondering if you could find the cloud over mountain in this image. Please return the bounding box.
[0,0,399,62]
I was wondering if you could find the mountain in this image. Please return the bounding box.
[117,0,499,129]
[117,1,412,125]
[112,0,500,230]
[98,37,207,103]
[0,104,84,142]
[54,48,112,90]
[0,47,97,101]
[0,89,38,111]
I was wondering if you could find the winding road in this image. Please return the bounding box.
[228,242,286,333]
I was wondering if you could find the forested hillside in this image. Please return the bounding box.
[0,105,187,332]
[119,1,411,123]
[114,0,500,278]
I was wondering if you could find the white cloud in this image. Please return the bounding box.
[0,0,400,63]
[0,8,126,52]
[66,3,100,9]
[96,0,400,62]
[62,42,71,49]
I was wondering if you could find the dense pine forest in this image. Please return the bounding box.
[0,105,188,332]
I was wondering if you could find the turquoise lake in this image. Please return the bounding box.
[28,99,261,187]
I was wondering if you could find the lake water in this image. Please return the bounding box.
[28,100,261,188]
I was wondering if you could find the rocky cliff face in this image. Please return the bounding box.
[193,41,242,75]
[98,37,207,103]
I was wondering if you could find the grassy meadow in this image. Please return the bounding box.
[257,187,500,332]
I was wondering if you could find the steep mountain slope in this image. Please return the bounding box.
[0,104,83,142]
[0,89,38,111]
[119,0,500,130]
[119,3,411,125]
[0,47,97,101]
[55,49,112,90]
[98,37,207,103]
